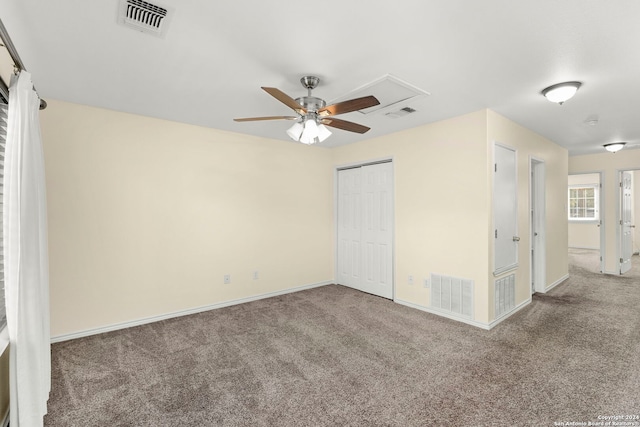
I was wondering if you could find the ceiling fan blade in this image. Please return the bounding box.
[234,116,298,122]
[262,87,307,114]
[321,118,371,134]
[317,95,380,117]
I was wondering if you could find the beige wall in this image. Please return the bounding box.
[569,222,601,249]
[568,173,601,249]
[486,111,569,318]
[41,100,334,338]
[569,149,640,273]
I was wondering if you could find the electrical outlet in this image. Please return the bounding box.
[253,270,259,280]
[408,275,414,285]
[424,278,430,288]
[223,274,231,284]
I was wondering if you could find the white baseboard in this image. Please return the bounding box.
[51,280,333,343]
[396,296,533,331]
[568,246,599,250]
[394,299,492,330]
[487,297,531,329]
[544,274,569,293]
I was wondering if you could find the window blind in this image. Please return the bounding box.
[0,102,6,329]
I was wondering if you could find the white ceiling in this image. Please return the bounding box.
[2,0,640,155]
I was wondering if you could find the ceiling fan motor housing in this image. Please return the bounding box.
[295,96,326,112]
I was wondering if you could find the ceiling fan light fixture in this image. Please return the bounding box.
[541,81,582,104]
[300,118,320,145]
[289,118,331,145]
[317,124,332,142]
[603,142,626,153]
[286,121,304,141]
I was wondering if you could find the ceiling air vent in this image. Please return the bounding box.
[118,0,173,37]
[385,106,417,119]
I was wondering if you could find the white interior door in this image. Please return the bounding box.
[494,144,518,275]
[530,159,546,293]
[337,162,393,299]
[620,171,633,274]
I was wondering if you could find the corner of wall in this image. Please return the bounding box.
[485,110,569,323]
[331,110,493,324]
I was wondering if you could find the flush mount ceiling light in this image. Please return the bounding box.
[541,81,582,105]
[603,142,626,153]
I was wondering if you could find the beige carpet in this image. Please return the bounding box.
[44,255,640,426]
[569,247,640,277]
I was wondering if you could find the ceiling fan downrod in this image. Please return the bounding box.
[300,75,320,96]
[295,76,326,113]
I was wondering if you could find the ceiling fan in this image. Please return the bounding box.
[234,76,380,145]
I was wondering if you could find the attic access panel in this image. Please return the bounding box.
[330,74,430,116]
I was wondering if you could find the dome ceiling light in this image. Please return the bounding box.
[603,142,626,153]
[541,81,582,105]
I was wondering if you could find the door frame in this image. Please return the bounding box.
[334,157,395,299]
[529,157,546,293]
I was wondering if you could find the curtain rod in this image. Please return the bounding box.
[0,17,47,110]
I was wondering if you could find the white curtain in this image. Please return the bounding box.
[4,71,50,427]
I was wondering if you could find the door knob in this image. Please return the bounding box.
[513,236,520,242]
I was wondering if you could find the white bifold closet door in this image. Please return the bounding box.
[337,162,393,299]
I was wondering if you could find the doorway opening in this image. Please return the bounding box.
[568,172,604,274]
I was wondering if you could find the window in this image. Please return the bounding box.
[568,185,599,221]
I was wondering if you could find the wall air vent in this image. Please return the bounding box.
[118,0,173,37]
[430,273,474,320]
[495,274,515,318]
